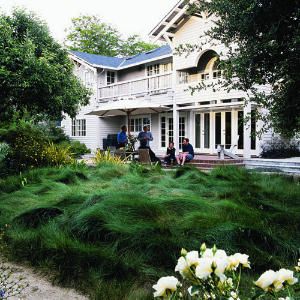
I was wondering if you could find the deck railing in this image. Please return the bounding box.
[98,73,172,101]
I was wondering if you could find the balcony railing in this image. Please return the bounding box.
[98,73,172,101]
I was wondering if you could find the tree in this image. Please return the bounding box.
[0,9,90,122]
[65,15,157,57]
[120,34,158,56]
[181,0,300,137]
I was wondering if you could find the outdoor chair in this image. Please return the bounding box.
[217,135,240,159]
[138,149,152,164]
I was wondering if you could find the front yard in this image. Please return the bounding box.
[0,164,299,299]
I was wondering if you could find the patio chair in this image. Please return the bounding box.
[223,135,240,159]
[138,149,152,164]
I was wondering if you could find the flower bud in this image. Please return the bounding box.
[212,244,217,255]
[181,248,188,257]
[200,243,207,253]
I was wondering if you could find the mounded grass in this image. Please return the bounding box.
[0,164,299,299]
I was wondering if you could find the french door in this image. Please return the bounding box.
[194,111,242,153]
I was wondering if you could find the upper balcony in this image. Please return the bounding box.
[98,73,173,102]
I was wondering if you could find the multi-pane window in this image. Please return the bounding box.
[72,119,86,136]
[147,64,160,76]
[161,117,166,148]
[107,71,116,85]
[161,63,173,73]
[213,70,222,79]
[200,73,210,81]
[178,71,189,84]
[129,117,151,133]
[179,117,186,149]
[161,117,174,148]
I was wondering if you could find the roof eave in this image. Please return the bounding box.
[149,0,189,42]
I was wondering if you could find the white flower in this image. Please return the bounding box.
[278,297,291,300]
[195,257,213,279]
[214,257,228,281]
[227,253,250,270]
[274,268,298,291]
[254,270,277,291]
[175,251,200,278]
[203,248,227,260]
[153,276,179,298]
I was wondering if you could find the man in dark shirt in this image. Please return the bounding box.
[164,142,176,165]
[176,138,194,166]
[117,125,128,149]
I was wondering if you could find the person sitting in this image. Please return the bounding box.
[117,125,128,149]
[164,142,176,165]
[138,126,161,165]
[176,138,194,166]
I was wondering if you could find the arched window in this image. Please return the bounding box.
[197,50,221,81]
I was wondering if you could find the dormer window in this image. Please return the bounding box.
[147,64,160,76]
[107,71,116,85]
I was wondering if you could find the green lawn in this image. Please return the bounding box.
[0,164,299,299]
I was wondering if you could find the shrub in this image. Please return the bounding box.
[60,140,91,158]
[0,143,10,163]
[93,149,123,165]
[42,142,74,167]
[1,123,48,170]
[261,137,300,158]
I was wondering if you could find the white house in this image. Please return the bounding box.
[62,0,273,158]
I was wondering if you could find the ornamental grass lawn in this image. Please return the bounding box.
[0,164,299,299]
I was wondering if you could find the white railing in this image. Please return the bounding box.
[98,73,172,100]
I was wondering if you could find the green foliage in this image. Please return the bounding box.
[93,149,124,165]
[0,9,90,122]
[65,15,157,57]
[42,142,74,167]
[1,122,49,170]
[0,166,299,298]
[261,137,300,158]
[0,121,90,171]
[0,143,10,163]
[185,0,300,137]
[60,140,91,158]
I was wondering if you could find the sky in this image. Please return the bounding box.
[0,0,178,43]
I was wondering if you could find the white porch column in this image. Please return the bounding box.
[173,103,179,154]
[209,111,215,154]
[243,102,252,158]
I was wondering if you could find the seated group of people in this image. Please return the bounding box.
[117,125,194,166]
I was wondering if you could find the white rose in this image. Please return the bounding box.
[254,270,277,291]
[234,253,250,268]
[203,248,227,260]
[175,251,200,277]
[227,253,250,270]
[274,268,298,291]
[214,257,228,281]
[153,276,179,298]
[195,257,213,279]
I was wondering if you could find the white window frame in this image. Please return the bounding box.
[106,71,116,85]
[147,64,160,77]
[129,115,151,134]
[72,119,86,137]
[178,71,189,84]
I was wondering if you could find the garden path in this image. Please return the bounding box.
[1,258,88,300]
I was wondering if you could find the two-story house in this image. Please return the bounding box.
[62,0,271,158]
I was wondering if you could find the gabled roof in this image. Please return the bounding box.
[149,0,200,42]
[69,45,172,70]
[69,51,124,69]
